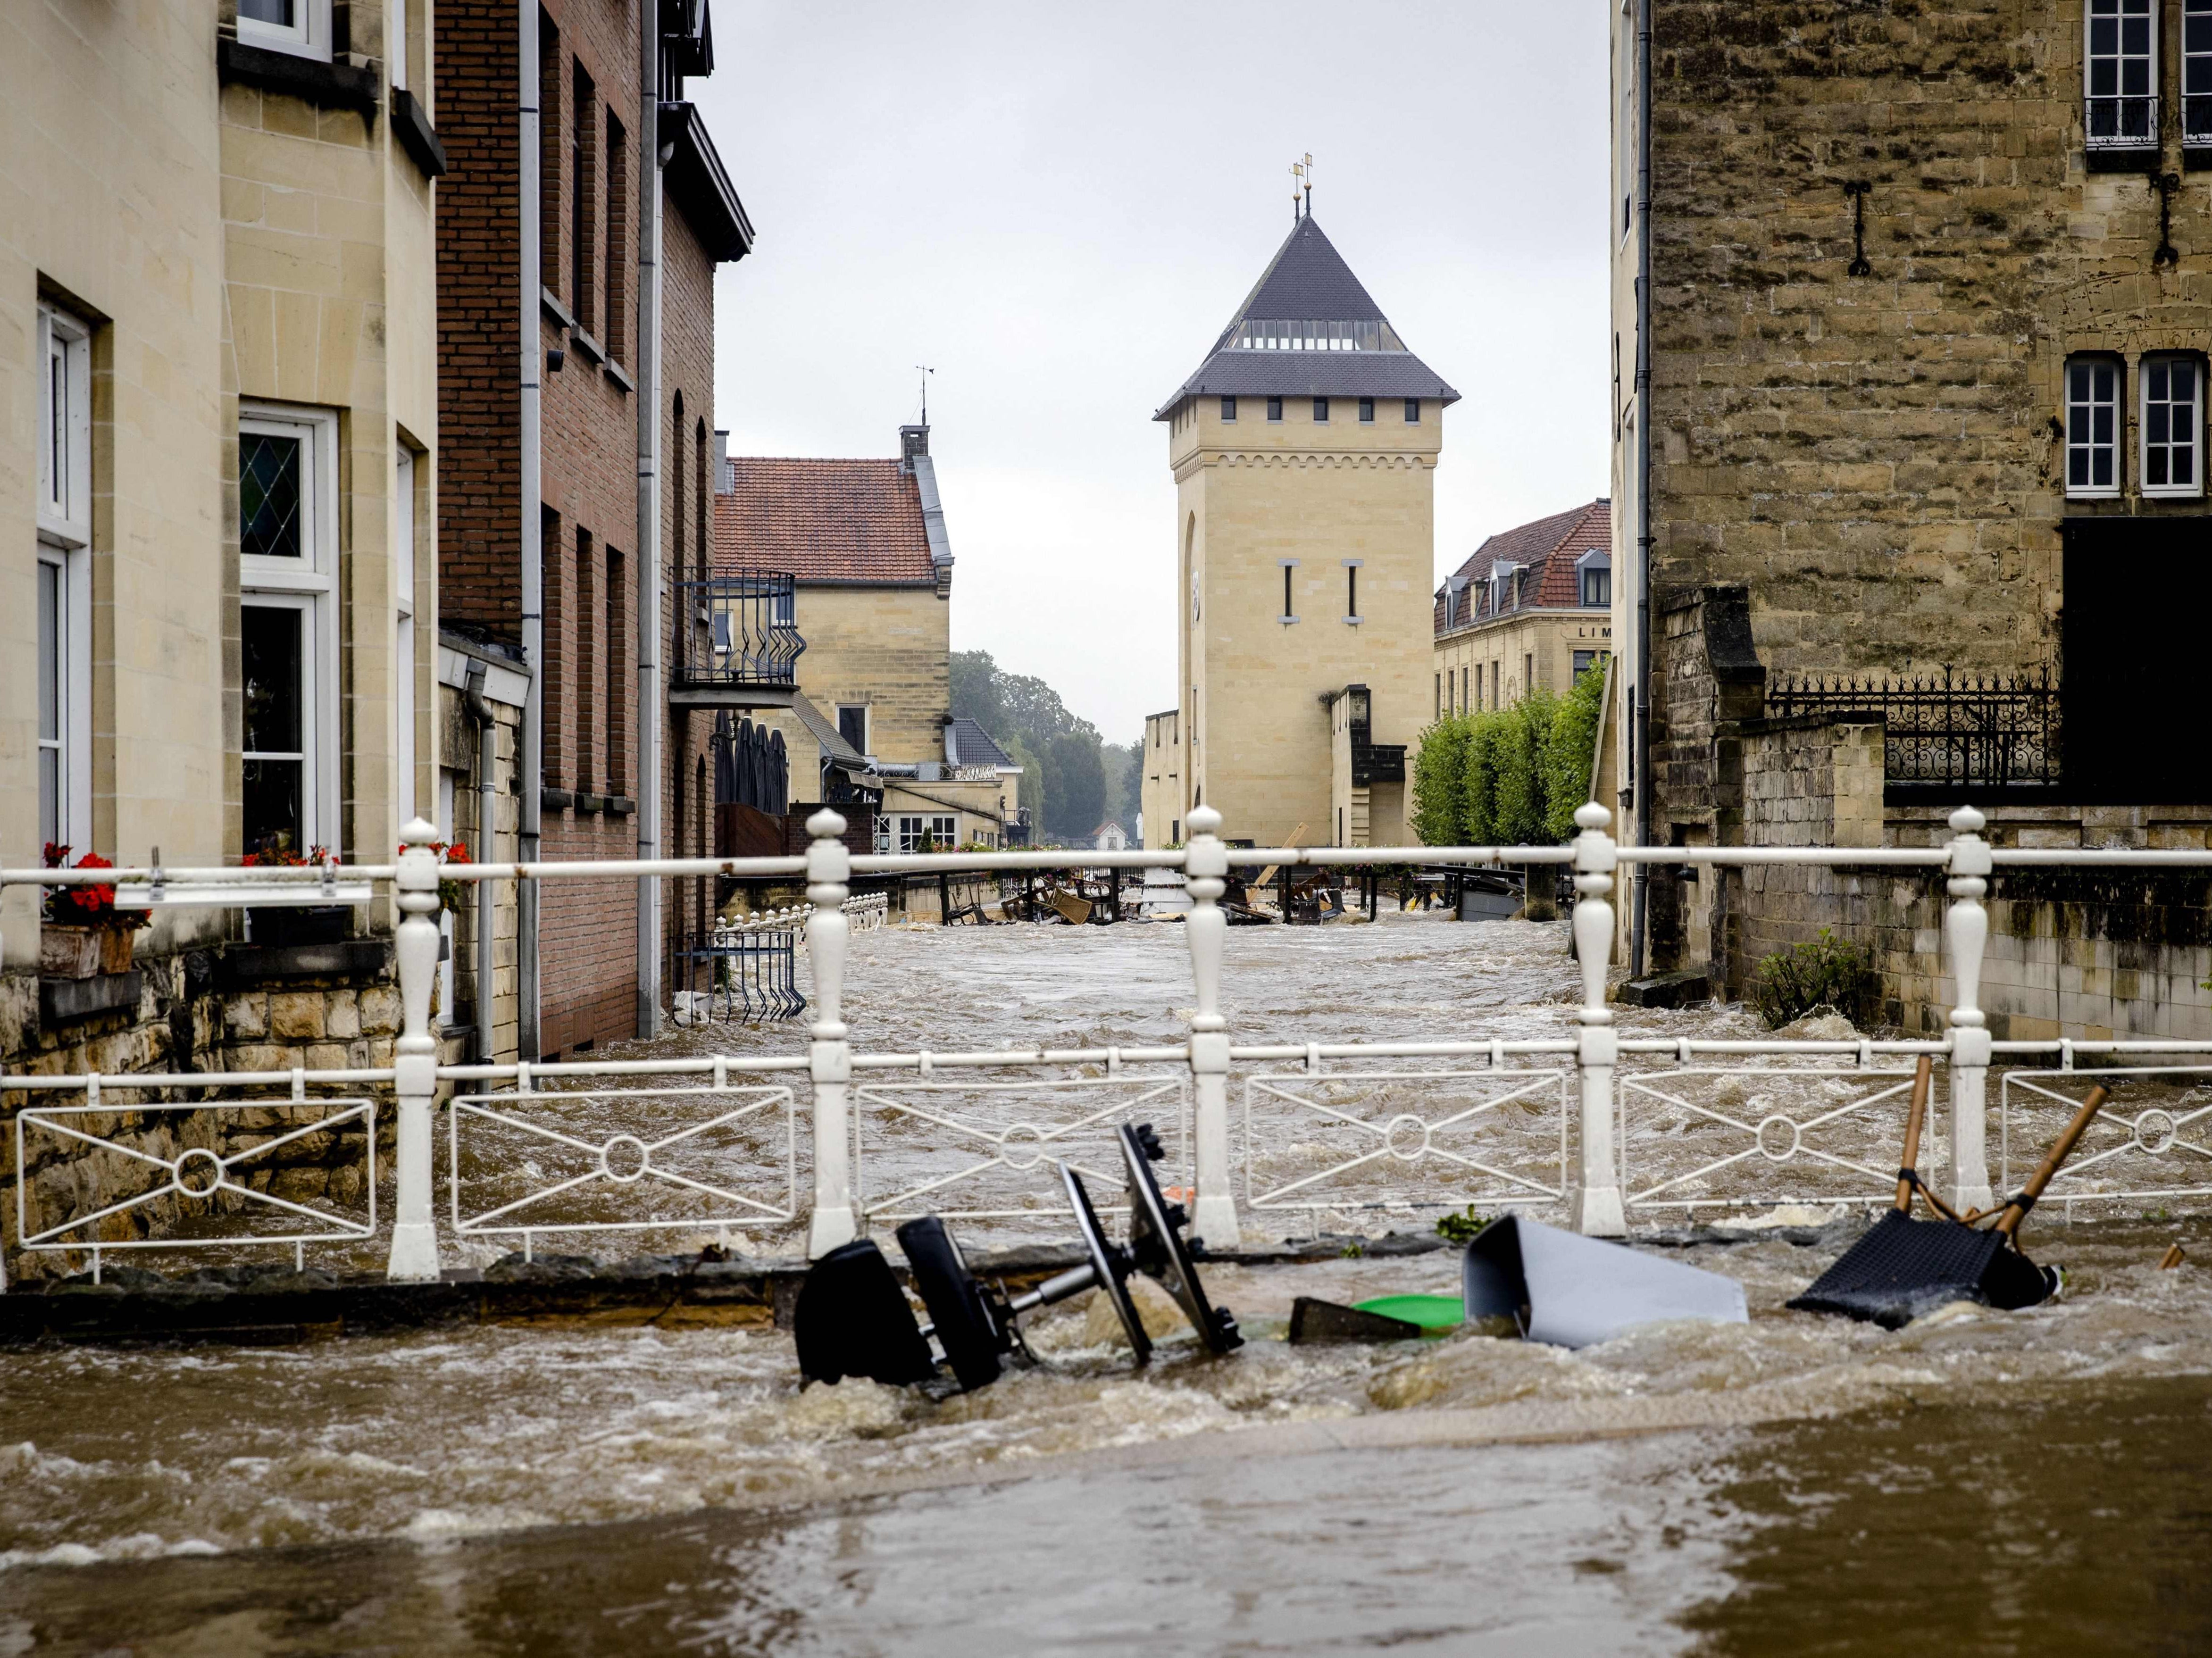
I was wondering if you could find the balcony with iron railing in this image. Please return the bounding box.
[1766,668,2061,800]
[669,570,806,708]
[2085,92,2159,153]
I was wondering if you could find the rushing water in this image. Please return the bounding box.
[5,914,2210,1651]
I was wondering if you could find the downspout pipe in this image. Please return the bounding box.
[1628,0,1654,979]
[518,0,544,1058]
[462,662,501,1066]
[634,13,664,1038]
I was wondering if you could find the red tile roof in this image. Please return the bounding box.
[1434,499,1611,634]
[713,458,935,584]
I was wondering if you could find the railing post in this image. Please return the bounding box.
[1943,803,1996,1214]
[1181,805,1241,1248]
[386,818,443,1281]
[1569,802,1626,1236]
[804,808,858,1257]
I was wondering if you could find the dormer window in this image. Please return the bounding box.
[1577,549,1612,608]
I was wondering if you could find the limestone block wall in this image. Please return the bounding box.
[791,584,951,763]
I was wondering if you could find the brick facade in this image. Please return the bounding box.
[436,0,741,1059]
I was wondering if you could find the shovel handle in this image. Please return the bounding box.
[1894,1055,1934,1212]
[1995,1084,2110,1239]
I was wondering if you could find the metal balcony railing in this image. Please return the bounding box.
[1767,667,2060,791]
[672,571,804,689]
[2085,93,2159,149]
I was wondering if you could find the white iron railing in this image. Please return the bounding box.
[8,803,2212,1284]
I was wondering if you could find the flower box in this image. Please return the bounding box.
[246,906,352,948]
[40,927,103,980]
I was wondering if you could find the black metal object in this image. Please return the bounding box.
[712,715,788,814]
[1288,1297,1423,1344]
[793,1123,1239,1394]
[670,570,804,691]
[672,925,804,1022]
[1767,667,2060,793]
[1842,180,1872,277]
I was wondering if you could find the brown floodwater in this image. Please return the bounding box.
[4,915,2209,1651]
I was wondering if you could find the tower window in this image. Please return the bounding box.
[1358,398,1375,423]
[1343,559,1361,623]
[1404,399,1420,423]
[2066,355,2121,498]
[1267,397,1283,422]
[2143,354,2203,498]
[1312,397,1329,423]
[1279,558,1299,624]
[1220,395,1237,421]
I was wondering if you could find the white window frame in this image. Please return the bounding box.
[2065,356,2123,499]
[38,304,93,854]
[240,404,340,856]
[396,445,417,825]
[2188,0,2212,145]
[236,0,334,63]
[2085,0,2158,151]
[927,814,958,849]
[1578,548,1613,608]
[2140,354,2204,499]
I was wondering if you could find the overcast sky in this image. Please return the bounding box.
[695,1,1610,744]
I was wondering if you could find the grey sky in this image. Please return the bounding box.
[697,1,1609,743]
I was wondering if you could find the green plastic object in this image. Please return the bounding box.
[1353,1293,1464,1333]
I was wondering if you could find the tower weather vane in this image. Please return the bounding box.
[915,364,934,425]
[1289,153,1314,221]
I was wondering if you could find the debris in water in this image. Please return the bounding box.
[1460,1214,1748,1349]
[1788,1058,2109,1329]
[2160,1243,2187,1271]
[1288,1299,1425,1345]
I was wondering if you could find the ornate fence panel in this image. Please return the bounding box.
[1767,667,2059,790]
[852,1067,1190,1225]
[449,1066,798,1256]
[1619,1065,1921,1219]
[14,1086,377,1279]
[1241,1061,1570,1229]
[1999,1066,2212,1210]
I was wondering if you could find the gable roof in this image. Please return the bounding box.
[1435,500,1612,634]
[944,717,1015,769]
[714,458,936,584]
[1154,215,1459,418]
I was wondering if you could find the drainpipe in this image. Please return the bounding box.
[463,662,501,1066]
[1628,0,1654,979]
[634,12,664,1037]
[518,0,544,1058]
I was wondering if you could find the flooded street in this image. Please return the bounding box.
[6,914,2211,1651]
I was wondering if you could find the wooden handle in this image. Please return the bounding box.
[1894,1055,1934,1212]
[1995,1085,2109,1239]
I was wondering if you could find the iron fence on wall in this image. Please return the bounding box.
[1767,667,2061,791]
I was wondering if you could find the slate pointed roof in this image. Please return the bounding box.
[1154,215,1459,419]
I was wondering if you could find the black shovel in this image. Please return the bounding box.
[1788,1056,2108,1329]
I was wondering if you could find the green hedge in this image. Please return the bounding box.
[1411,657,1607,847]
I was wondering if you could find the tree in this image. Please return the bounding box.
[1046,732,1106,842]
[952,649,1127,844]
[1408,660,1607,848]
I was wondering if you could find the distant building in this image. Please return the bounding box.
[1092,821,1129,852]
[711,425,1025,850]
[1150,211,1458,850]
[1141,709,1184,846]
[1433,501,1612,718]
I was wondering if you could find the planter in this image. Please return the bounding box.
[40,927,102,980]
[246,906,352,948]
[98,926,137,975]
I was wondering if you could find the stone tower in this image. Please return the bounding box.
[1150,214,1457,851]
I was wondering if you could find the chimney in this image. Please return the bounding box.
[898,423,929,473]
[713,429,730,493]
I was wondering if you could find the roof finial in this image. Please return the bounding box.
[1303,151,1313,217]
[1290,158,1303,223]
[915,364,934,426]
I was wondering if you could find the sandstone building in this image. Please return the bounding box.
[3,0,441,1075]
[435,0,751,1060]
[711,425,1026,853]
[1610,0,2212,1039]
[1148,212,1458,851]
[1433,500,1613,719]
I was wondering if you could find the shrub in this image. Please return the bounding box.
[1748,929,1877,1029]
[1409,657,1609,848]
[1543,658,1607,841]
[1410,715,1473,846]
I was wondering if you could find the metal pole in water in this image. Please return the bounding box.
[805,809,858,1256]
[1569,803,1627,1237]
[1182,806,1241,1247]
[387,819,444,1279]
